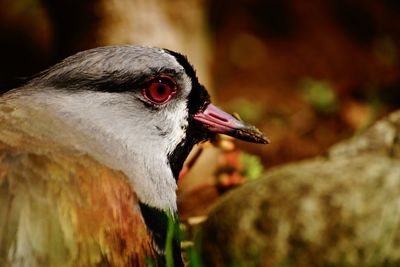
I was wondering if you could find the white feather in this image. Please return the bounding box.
[6,76,191,212]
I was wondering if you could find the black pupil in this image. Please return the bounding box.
[157,84,167,95]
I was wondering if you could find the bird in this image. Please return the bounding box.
[0,45,268,267]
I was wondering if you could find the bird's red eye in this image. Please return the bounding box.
[143,76,177,104]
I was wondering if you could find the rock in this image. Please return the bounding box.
[198,110,400,267]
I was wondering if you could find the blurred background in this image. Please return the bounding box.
[1,0,400,217]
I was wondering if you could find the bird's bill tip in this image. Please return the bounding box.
[193,103,269,144]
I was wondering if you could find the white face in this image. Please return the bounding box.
[10,46,207,212]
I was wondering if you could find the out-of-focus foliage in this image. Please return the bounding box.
[240,152,263,181]
[300,77,338,114]
[374,36,397,66]
[228,98,264,124]
[210,0,400,169]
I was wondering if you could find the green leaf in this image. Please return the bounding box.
[240,152,264,181]
[300,77,338,114]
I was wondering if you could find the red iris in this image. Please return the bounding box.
[143,76,177,104]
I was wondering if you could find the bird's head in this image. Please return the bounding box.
[9,45,268,212]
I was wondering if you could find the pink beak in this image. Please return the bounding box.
[193,103,269,144]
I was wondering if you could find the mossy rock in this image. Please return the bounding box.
[199,111,400,267]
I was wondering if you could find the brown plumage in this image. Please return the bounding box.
[0,101,155,266]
